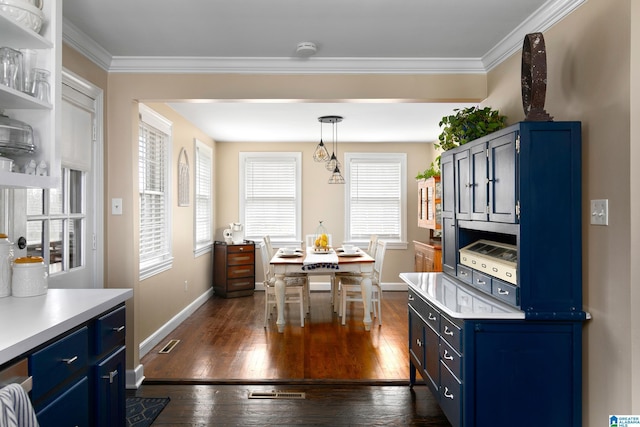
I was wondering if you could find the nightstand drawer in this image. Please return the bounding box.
[227,264,254,279]
[228,251,254,266]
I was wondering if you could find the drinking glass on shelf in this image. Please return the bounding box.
[20,49,37,94]
[0,48,23,91]
[30,68,50,104]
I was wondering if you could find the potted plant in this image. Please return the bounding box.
[435,106,507,152]
[417,106,507,179]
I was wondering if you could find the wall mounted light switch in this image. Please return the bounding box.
[590,199,608,225]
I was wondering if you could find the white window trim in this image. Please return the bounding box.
[344,152,408,250]
[194,138,213,257]
[139,103,173,280]
[239,152,302,245]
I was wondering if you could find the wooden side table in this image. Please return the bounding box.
[213,241,255,298]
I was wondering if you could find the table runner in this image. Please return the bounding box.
[302,248,339,271]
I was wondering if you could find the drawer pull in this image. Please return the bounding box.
[112,326,125,332]
[235,256,250,262]
[408,295,415,301]
[416,338,422,347]
[497,288,510,295]
[443,349,454,361]
[476,280,486,285]
[444,326,454,336]
[62,356,78,365]
[102,369,118,384]
[444,387,454,399]
[459,271,468,277]
[428,313,437,321]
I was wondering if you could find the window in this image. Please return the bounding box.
[344,153,407,246]
[26,168,86,275]
[194,139,213,256]
[239,152,301,243]
[139,104,173,279]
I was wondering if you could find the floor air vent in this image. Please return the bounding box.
[248,390,306,399]
[158,339,180,354]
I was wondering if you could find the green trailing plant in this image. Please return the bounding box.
[415,163,439,181]
[435,106,507,152]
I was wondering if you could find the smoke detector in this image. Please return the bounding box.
[296,42,317,56]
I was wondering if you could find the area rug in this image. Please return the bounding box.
[126,397,170,427]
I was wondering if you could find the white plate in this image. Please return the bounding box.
[338,252,362,257]
[278,253,303,258]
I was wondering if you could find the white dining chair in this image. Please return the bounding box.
[260,241,307,327]
[332,235,378,310]
[339,240,387,326]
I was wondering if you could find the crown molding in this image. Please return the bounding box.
[62,0,586,75]
[482,0,587,71]
[107,56,486,74]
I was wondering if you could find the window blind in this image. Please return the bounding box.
[346,154,405,241]
[241,153,300,241]
[195,140,212,247]
[138,105,172,275]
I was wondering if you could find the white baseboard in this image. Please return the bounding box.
[138,288,213,359]
[126,364,145,389]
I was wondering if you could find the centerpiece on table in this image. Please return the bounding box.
[314,221,331,253]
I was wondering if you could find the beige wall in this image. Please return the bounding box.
[218,140,437,286]
[484,0,635,423]
[60,0,637,421]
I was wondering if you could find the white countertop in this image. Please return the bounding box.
[400,272,525,320]
[0,288,133,366]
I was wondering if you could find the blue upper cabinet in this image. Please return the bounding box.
[440,121,584,319]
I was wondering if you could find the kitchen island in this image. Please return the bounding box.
[0,288,133,427]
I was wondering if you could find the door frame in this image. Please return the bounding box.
[61,68,104,288]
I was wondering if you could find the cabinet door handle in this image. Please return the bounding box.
[497,288,510,295]
[62,356,78,365]
[444,387,454,399]
[112,326,125,332]
[408,295,414,301]
[416,338,422,347]
[443,349,454,361]
[444,326,454,336]
[428,313,437,321]
[102,369,118,384]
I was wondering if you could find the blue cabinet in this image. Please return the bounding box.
[407,121,586,427]
[28,303,127,427]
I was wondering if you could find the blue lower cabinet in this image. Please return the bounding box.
[36,376,90,427]
[94,346,126,427]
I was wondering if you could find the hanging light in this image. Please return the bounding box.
[325,117,342,172]
[316,115,345,184]
[313,119,330,162]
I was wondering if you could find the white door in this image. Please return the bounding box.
[23,71,103,288]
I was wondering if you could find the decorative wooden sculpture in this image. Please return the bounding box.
[521,32,553,121]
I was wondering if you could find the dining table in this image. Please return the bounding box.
[270,246,375,333]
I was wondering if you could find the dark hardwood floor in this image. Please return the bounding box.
[134,290,451,426]
[141,291,410,382]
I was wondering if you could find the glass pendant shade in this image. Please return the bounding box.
[313,139,329,162]
[328,166,345,184]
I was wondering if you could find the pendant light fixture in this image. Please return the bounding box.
[316,115,345,184]
[313,118,330,162]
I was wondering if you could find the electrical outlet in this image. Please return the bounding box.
[590,199,608,226]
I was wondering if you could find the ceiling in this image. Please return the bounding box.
[61,0,583,143]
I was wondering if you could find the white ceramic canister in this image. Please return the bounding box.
[12,256,47,297]
[0,233,13,297]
